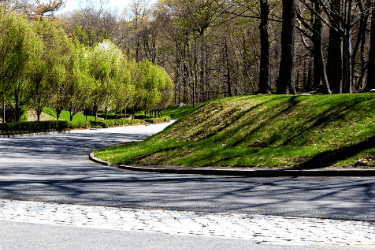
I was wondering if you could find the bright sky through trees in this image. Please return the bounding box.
[42,0,157,14]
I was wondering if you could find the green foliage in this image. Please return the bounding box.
[0,120,70,134]
[0,7,43,121]
[0,8,173,124]
[0,116,170,135]
[95,94,375,169]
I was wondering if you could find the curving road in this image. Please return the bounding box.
[0,121,374,222]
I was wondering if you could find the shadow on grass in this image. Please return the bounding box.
[288,136,375,170]
[98,94,375,169]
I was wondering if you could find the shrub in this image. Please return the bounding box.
[0,116,170,135]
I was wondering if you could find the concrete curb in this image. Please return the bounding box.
[89,153,375,177]
[89,152,113,166]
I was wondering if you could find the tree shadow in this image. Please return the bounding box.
[288,136,375,170]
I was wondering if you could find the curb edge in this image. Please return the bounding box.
[88,153,375,177]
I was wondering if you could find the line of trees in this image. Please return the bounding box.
[0,4,174,122]
[54,0,375,105]
[2,0,375,119]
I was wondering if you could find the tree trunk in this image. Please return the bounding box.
[365,5,375,91]
[224,35,232,97]
[36,110,41,122]
[3,98,5,123]
[342,35,353,93]
[352,2,369,90]
[311,0,323,89]
[277,0,297,94]
[326,0,342,93]
[258,0,271,94]
[56,109,62,121]
[94,104,98,121]
[342,1,353,93]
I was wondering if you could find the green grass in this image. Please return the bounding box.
[43,107,96,121]
[94,93,375,169]
[163,105,195,120]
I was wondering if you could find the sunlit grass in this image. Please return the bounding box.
[43,107,96,121]
[95,93,375,169]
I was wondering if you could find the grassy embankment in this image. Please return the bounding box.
[94,93,375,169]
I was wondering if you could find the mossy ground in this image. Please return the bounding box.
[95,93,375,169]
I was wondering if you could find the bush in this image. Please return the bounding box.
[0,116,170,135]
[0,120,69,134]
[90,120,109,128]
[0,104,27,122]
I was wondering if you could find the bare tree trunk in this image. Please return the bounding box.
[36,110,41,122]
[342,1,353,93]
[352,1,369,90]
[326,0,342,93]
[3,98,5,123]
[224,34,232,97]
[365,5,375,91]
[277,0,297,94]
[258,0,271,94]
[312,0,323,89]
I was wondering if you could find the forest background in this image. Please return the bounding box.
[2,0,375,122]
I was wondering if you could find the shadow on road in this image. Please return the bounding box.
[1,127,375,221]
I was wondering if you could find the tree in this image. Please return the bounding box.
[30,18,66,121]
[277,0,297,94]
[258,0,271,93]
[89,40,123,119]
[113,58,135,119]
[301,0,373,93]
[0,7,43,122]
[155,65,174,116]
[295,0,331,93]
[66,44,93,121]
[365,1,375,91]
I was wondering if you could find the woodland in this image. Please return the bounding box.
[1,0,375,121]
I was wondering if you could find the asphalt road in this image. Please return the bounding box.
[1,122,375,221]
[0,122,375,249]
[2,220,368,250]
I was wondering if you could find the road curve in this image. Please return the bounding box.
[0,121,375,222]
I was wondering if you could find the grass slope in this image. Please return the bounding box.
[95,94,375,169]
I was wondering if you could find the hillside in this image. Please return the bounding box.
[94,94,375,169]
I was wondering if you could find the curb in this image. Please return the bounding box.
[89,152,114,166]
[89,153,375,177]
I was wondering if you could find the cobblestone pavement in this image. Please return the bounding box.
[1,199,374,247]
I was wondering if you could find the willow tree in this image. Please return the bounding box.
[89,40,123,120]
[114,58,135,119]
[30,18,65,121]
[0,7,43,122]
[155,65,174,117]
[41,21,76,120]
[66,44,93,121]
